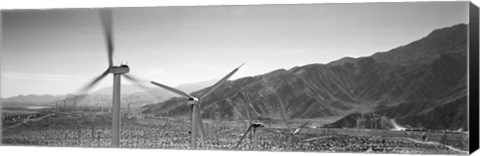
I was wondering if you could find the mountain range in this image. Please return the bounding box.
[1,80,215,109]
[142,24,469,130]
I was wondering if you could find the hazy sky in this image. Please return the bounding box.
[1,2,469,98]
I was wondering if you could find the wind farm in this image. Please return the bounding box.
[1,2,474,155]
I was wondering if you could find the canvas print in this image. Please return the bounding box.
[0,1,476,155]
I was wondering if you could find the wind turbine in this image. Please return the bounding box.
[234,120,264,150]
[259,77,310,151]
[234,77,278,150]
[234,112,308,151]
[63,97,68,112]
[150,63,244,149]
[372,113,380,129]
[380,113,388,129]
[72,96,77,112]
[359,113,365,129]
[234,88,264,150]
[278,110,310,151]
[75,9,152,148]
[355,116,361,129]
[55,98,60,113]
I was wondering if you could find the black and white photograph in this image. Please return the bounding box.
[1,1,478,155]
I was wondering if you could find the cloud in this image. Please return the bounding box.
[1,71,86,82]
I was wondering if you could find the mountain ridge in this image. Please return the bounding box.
[143,23,468,130]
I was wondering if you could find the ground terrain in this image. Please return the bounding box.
[1,109,469,155]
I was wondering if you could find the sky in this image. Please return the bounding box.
[1,1,469,98]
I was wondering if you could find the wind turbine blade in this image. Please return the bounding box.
[279,110,292,129]
[245,102,255,143]
[294,121,310,134]
[298,121,310,129]
[123,74,167,101]
[199,63,244,99]
[235,125,252,149]
[123,74,151,91]
[76,68,110,94]
[99,9,114,67]
[247,103,252,125]
[243,89,253,125]
[263,77,292,130]
[195,105,206,147]
[150,81,193,98]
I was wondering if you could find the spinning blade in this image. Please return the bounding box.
[151,81,193,99]
[199,63,244,99]
[123,74,151,91]
[99,9,114,67]
[235,125,253,149]
[76,68,110,94]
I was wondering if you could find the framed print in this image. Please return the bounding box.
[1,1,479,155]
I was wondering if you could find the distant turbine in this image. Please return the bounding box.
[278,108,310,151]
[241,78,311,151]
[151,63,244,149]
[234,88,263,150]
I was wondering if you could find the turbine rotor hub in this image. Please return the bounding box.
[187,97,199,106]
[252,123,264,128]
